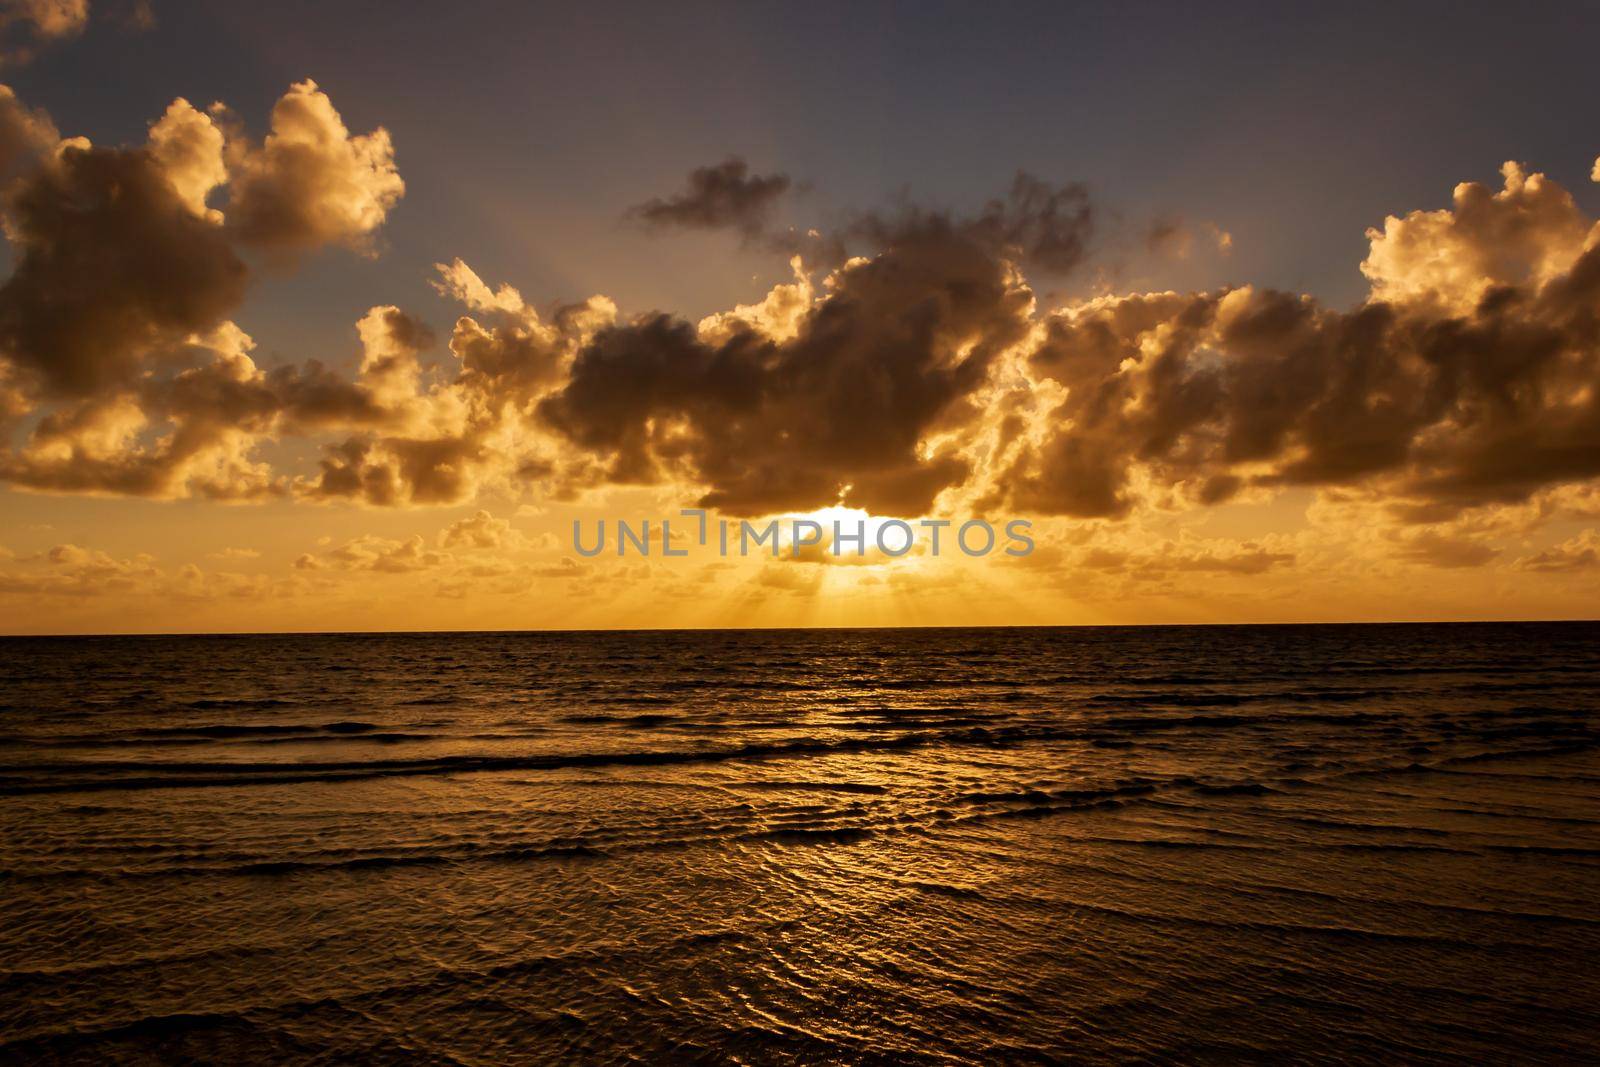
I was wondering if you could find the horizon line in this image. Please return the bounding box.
[5,617,1599,639]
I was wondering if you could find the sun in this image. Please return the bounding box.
[779,505,930,564]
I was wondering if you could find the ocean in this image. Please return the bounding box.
[2,623,1598,1063]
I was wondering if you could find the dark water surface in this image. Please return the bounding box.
[2,623,1599,1063]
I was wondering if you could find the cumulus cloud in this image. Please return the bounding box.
[0,81,414,497]
[0,78,403,404]
[147,98,227,221]
[983,161,1600,525]
[439,508,522,550]
[958,171,1093,275]
[0,319,396,498]
[0,112,248,396]
[696,256,814,344]
[40,541,151,586]
[292,268,612,507]
[1361,161,1591,313]
[223,80,404,257]
[562,169,1094,517]
[323,533,447,573]
[354,305,432,408]
[630,161,1096,276]
[540,212,1031,515]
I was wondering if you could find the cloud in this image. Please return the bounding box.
[627,157,791,238]
[755,562,823,594]
[224,79,404,257]
[1362,161,1590,314]
[169,564,276,602]
[0,78,404,413]
[439,508,521,550]
[0,83,56,174]
[984,161,1600,524]
[851,171,1094,276]
[147,98,228,222]
[0,111,248,397]
[288,261,613,507]
[529,556,586,579]
[630,161,1096,277]
[2,0,85,36]
[1514,529,1600,573]
[0,542,158,596]
[1055,535,1295,579]
[0,80,421,499]
[0,322,375,499]
[1145,215,1232,260]
[319,533,447,573]
[301,433,486,506]
[539,212,1032,516]
[433,257,527,315]
[288,512,597,600]
[1386,529,1501,569]
[0,0,87,65]
[354,304,432,407]
[965,171,1093,275]
[0,539,294,604]
[696,256,813,344]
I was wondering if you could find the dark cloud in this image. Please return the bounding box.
[851,171,1093,277]
[0,139,248,397]
[541,169,1098,514]
[540,216,1031,515]
[0,0,87,66]
[991,188,1600,523]
[0,82,416,497]
[630,161,1095,277]
[0,79,403,403]
[973,171,1093,275]
[1142,215,1231,261]
[627,157,791,239]
[1388,529,1500,569]
[302,432,488,507]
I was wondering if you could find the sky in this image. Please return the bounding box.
[2,0,1600,633]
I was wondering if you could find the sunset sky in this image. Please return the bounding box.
[3,0,1600,633]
